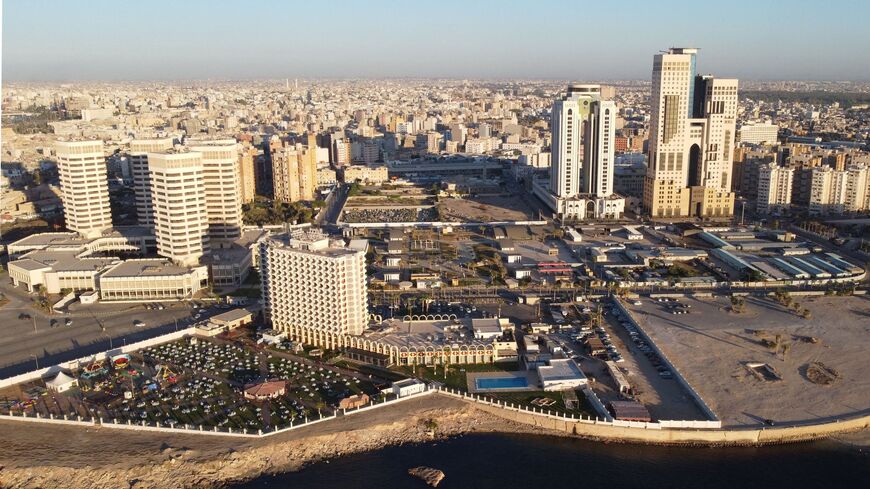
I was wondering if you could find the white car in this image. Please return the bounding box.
[133,320,145,327]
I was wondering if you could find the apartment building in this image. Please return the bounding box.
[809,165,869,215]
[237,143,258,204]
[272,143,317,203]
[756,162,794,215]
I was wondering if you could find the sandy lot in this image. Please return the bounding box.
[624,295,870,428]
[438,195,536,222]
[592,311,708,422]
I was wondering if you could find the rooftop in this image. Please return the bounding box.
[100,259,194,278]
[210,308,253,323]
[537,359,586,383]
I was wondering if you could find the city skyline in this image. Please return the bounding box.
[3,0,870,82]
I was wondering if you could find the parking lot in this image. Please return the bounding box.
[541,300,708,422]
[0,336,380,431]
[0,274,235,377]
[623,294,870,427]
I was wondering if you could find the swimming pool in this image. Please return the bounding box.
[475,376,529,390]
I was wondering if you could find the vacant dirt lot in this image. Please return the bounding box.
[624,295,870,428]
[438,195,537,222]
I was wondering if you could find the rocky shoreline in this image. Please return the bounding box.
[1,394,867,489]
[0,396,548,489]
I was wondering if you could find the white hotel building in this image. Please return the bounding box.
[187,138,244,242]
[261,230,368,346]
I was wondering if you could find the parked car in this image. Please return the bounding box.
[18,313,32,320]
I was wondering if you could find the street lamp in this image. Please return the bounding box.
[31,354,39,369]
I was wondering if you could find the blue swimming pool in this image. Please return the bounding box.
[475,376,529,390]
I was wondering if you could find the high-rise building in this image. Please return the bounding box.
[237,143,258,204]
[643,48,738,219]
[449,123,466,144]
[148,150,209,266]
[272,143,316,203]
[549,84,616,198]
[186,139,243,242]
[756,162,794,215]
[809,165,869,215]
[55,140,113,238]
[129,137,174,227]
[260,229,368,346]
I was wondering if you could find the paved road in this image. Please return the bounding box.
[317,183,348,229]
[0,275,230,378]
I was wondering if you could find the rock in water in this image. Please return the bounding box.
[408,466,445,487]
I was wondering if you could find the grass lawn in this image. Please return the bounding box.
[486,390,596,417]
[394,361,520,391]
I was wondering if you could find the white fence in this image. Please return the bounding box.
[339,220,548,229]
[611,298,720,422]
[434,387,721,430]
[0,387,437,438]
[0,328,197,389]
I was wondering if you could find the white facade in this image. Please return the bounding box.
[55,140,113,238]
[129,137,174,227]
[261,230,368,342]
[739,122,779,145]
[809,165,869,215]
[756,162,794,214]
[148,151,210,266]
[187,139,243,241]
[550,84,615,198]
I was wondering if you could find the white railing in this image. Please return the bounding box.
[0,385,437,438]
[0,328,197,389]
[611,298,720,422]
[433,386,723,430]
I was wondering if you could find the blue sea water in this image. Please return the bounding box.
[237,432,870,489]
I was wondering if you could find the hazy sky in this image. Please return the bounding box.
[3,0,870,81]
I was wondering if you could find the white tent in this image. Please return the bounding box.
[45,371,78,392]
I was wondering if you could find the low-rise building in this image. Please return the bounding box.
[387,378,426,397]
[537,359,587,391]
[97,259,209,301]
[208,308,254,332]
[339,393,370,409]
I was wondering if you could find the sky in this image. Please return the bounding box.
[3,0,870,82]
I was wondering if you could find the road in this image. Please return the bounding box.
[0,275,231,378]
[317,183,348,229]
